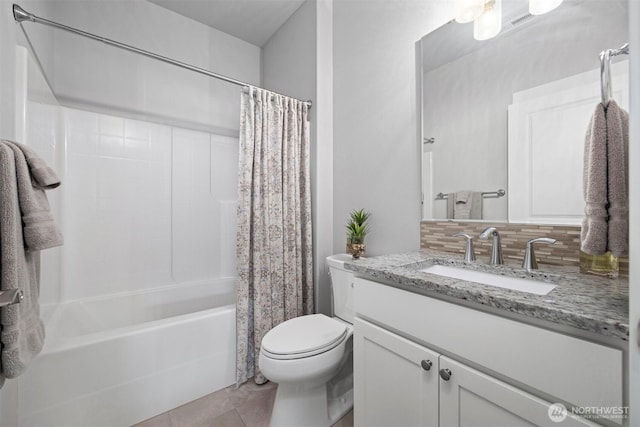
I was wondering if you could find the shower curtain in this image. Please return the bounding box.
[236,87,313,385]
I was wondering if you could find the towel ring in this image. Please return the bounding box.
[600,43,629,107]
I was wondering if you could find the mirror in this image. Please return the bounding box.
[419,0,628,223]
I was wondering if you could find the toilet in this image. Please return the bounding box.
[258,254,355,427]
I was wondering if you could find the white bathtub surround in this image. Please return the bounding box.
[0,140,62,387]
[61,107,239,301]
[16,102,239,425]
[236,87,314,385]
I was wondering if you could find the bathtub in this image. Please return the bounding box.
[17,278,237,427]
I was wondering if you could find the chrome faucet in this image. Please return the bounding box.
[452,233,476,262]
[522,238,557,272]
[479,227,503,265]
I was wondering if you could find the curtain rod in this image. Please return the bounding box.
[12,4,312,108]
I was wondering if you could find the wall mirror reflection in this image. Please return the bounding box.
[419,0,628,224]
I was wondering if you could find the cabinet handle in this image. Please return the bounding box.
[420,360,433,371]
[439,368,452,381]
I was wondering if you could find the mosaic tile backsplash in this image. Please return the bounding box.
[420,221,628,277]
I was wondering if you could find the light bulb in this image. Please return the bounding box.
[455,0,485,23]
[474,0,502,41]
[529,0,563,15]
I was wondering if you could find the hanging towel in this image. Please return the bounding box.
[447,191,483,220]
[581,104,608,255]
[581,100,629,257]
[2,141,62,251]
[0,140,62,388]
[604,100,629,257]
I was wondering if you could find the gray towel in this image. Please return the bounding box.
[447,191,483,220]
[581,104,608,255]
[4,141,60,190]
[605,100,629,257]
[0,141,63,387]
[2,141,63,251]
[581,101,629,257]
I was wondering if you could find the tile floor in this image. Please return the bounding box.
[133,381,354,427]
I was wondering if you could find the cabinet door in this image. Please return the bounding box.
[354,318,439,427]
[439,356,597,427]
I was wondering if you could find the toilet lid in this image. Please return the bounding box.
[261,314,347,359]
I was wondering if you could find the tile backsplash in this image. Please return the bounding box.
[420,221,628,277]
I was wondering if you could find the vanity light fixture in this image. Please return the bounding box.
[529,0,563,15]
[458,0,563,41]
[454,0,485,23]
[473,0,502,41]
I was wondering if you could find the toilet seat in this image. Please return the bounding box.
[261,314,348,360]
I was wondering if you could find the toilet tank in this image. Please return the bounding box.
[326,254,356,324]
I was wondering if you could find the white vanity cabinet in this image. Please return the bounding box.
[438,356,596,427]
[353,278,624,427]
[354,318,439,427]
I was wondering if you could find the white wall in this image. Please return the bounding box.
[0,0,17,140]
[263,1,315,102]
[262,0,335,315]
[314,0,334,316]
[22,0,260,133]
[332,0,452,256]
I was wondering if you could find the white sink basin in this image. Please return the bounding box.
[420,264,556,296]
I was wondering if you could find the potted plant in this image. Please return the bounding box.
[346,209,370,259]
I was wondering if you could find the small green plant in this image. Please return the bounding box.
[346,209,370,245]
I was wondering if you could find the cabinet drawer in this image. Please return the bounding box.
[354,278,623,413]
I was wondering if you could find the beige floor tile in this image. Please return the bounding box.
[211,409,246,427]
[133,380,354,427]
[224,381,277,409]
[168,388,237,427]
[235,386,277,427]
[133,412,172,427]
[332,409,354,427]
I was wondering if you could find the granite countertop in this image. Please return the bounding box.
[344,250,629,342]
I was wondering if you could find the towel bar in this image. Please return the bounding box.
[0,289,24,307]
[435,189,505,200]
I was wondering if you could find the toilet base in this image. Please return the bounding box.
[269,348,353,427]
[326,347,354,423]
[270,382,330,427]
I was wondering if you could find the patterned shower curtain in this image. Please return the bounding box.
[236,87,314,386]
